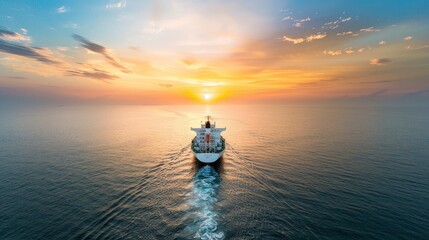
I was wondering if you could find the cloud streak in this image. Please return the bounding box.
[0,28,120,83]
[0,39,59,64]
[360,27,380,32]
[323,50,341,56]
[283,33,326,44]
[370,58,392,66]
[306,33,327,42]
[0,28,31,42]
[406,45,429,50]
[323,47,367,56]
[344,49,354,54]
[337,31,355,36]
[106,0,127,9]
[293,17,311,27]
[57,6,69,13]
[323,17,352,29]
[72,34,130,73]
[281,16,293,21]
[67,68,117,83]
[324,17,352,26]
[282,36,304,44]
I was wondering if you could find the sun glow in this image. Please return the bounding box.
[204,93,212,101]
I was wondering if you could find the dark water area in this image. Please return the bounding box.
[0,104,428,239]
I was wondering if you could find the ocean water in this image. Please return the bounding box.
[0,104,428,239]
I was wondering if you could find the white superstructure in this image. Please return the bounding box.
[191,116,226,163]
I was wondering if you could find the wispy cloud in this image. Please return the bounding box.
[293,22,303,28]
[406,45,429,50]
[0,29,120,83]
[7,76,27,80]
[0,28,59,64]
[281,16,293,21]
[282,36,304,44]
[337,31,354,36]
[370,58,392,66]
[360,27,380,32]
[344,48,354,54]
[181,58,203,69]
[323,50,342,56]
[0,28,31,42]
[72,34,130,73]
[323,47,367,56]
[379,40,386,45]
[306,33,326,42]
[67,68,117,83]
[323,17,352,29]
[295,17,311,22]
[57,6,70,14]
[57,47,68,51]
[403,36,413,41]
[283,33,326,44]
[324,17,352,26]
[106,0,127,9]
[340,17,351,23]
[293,17,311,28]
[0,40,60,64]
[366,89,388,98]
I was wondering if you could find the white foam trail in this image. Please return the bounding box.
[189,165,224,240]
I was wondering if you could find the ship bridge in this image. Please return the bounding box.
[191,116,226,153]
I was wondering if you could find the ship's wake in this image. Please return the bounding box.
[186,165,224,240]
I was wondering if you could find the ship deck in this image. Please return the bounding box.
[191,137,225,153]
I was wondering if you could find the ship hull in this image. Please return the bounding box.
[192,150,224,163]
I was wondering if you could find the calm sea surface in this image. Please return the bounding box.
[0,104,428,239]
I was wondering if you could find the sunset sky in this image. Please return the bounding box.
[1,0,428,104]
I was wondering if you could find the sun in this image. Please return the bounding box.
[204,93,212,101]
